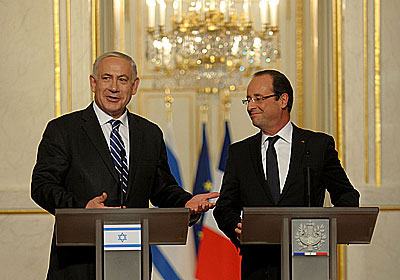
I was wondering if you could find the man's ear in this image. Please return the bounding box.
[89,75,96,93]
[131,77,140,96]
[280,93,289,110]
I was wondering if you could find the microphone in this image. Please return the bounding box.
[305,150,311,207]
[120,149,126,207]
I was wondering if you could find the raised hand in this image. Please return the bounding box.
[185,192,220,214]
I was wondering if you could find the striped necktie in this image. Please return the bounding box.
[109,119,128,197]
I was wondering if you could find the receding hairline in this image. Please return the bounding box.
[251,72,273,81]
[92,51,137,80]
[250,69,294,112]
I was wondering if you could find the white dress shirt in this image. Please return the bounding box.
[261,121,293,193]
[93,102,130,166]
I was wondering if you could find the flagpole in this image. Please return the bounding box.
[223,88,231,122]
[193,97,212,254]
[164,87,173,121]
[200,93,209,124]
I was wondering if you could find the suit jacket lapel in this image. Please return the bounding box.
[281,124,308,198]
[126,113,143,196]
[249,132,275,202]
[81,104,119,183]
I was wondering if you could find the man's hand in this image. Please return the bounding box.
[185,192,220,214]
[85,192,121,209]
[235,222,242,239]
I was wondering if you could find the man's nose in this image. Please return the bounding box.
[110,78,118,92]
[247,99,257,110]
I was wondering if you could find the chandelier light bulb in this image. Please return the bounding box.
[145,0,281,90]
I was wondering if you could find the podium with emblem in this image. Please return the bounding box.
[55,208,190,280]
[241,207,379,280]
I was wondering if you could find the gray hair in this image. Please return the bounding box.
[92,51,138,80]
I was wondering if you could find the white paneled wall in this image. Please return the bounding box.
[0,1,399,279]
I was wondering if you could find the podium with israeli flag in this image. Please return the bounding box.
[55,208,190,280]
[241,207,379,280]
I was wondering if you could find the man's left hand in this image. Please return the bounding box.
[185,192,220,214]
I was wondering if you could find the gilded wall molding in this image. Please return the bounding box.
[333,0,344,162]
[296,0,304,127]
[333,1,345,279]
[53,0,61,117]
[67,0,72,112]
[0,210,49,214]
[363,0,369,183]
[374,0,381,187]
[311,0,318,130]
[91,0,100,66]
[137,0,144,76]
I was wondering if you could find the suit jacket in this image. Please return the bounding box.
[31,104,192,279]
[213,123,359,280]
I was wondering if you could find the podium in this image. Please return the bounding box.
[241,207,379,280]
[55,208,190,280]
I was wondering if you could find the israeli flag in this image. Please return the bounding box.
[152,120,196,280]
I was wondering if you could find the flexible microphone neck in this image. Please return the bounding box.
[120,149,126,207]
[306,151,311,207]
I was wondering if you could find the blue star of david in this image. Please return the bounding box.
[118,232,127,243]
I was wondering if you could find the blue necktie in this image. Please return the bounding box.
[267,136,280,204]
[109,120,128,196]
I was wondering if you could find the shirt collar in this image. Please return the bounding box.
[261,121,293,145]
[93,102,129,127]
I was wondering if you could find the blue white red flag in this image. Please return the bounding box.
[195,121,241,280]
[192,123,213,254]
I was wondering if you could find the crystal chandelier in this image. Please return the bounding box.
[145,0,280,91]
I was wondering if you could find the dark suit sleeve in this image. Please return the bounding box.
[31,121,87,215]
[321,136,360,206]
[213,146,242,247]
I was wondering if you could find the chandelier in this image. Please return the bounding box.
[145,0,280,91]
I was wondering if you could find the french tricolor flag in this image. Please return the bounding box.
[195,121,241,280]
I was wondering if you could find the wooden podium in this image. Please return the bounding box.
[241,207,379,280]
[55,208,190,280]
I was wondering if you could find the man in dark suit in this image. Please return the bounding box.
[31,51,218,279]
[213,70,359,280]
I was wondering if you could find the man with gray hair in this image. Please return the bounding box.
[31,51,218,279]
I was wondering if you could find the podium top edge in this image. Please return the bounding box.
[243,206,379,215]
[55,208,190,215]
